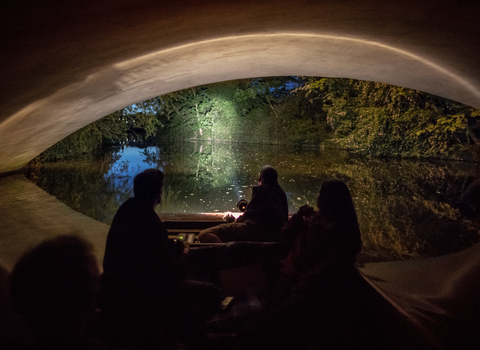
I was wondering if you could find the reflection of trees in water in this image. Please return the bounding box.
[26,142,480,261]
[140,148,162,167]
[154,142,254,213]
[241,147,480,260]
[304,156,479,261]
[153,142,479,260]
[25,150,131,225]
[156,185,181,213]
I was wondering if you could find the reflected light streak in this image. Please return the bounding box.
[199,212,243,219]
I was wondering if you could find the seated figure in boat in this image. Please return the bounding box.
[234,179,364,349]
[198,165,289,243]
[280,179,362,293]
[102,168,222,342]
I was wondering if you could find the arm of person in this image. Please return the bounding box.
[281,205,315,249]
[174,240,190,269]
[151,218,189,280]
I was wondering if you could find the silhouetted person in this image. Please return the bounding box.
[198,165,288,243]
[9,235,102,350]
[102,169,222,343]
[234,179,363,349]
[282,179,362,276]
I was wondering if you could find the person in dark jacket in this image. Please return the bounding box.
[198,165,289,243]
[102,169,222,341]
[234,179,364,350]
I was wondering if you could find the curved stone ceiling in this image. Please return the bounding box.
[1,0,480,173]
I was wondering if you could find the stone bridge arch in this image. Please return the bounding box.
[1,0,480,173]
[1,2,480,347]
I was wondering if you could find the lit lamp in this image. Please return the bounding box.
[236,199,248,212]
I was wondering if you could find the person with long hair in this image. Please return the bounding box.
[282,179,362,292]
[235,179,364,350]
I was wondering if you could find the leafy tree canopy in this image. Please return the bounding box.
[35,76,480,162]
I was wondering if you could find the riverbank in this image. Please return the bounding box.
[0,174,109,271]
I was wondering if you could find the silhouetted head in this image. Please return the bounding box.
[316,179,357,223]
[259,165,278,185]
[10,235,100,339]
[309,179,362,265]
[133,168,164,205]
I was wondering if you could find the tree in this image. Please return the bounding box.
[34,76,480,162]
[34,101,162,162]
[295,78,480,159]
[158,77,299,143]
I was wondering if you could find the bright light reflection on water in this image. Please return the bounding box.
[25,141,480,260]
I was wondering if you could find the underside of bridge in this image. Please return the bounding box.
[1,0,480,173]
[1,1,480,348]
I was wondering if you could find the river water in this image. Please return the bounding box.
[25,141,480,261]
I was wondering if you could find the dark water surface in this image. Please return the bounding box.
[25,141,480,260]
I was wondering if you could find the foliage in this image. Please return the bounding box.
[26,141,480,260]
[157,77,302,145]
[297,78,479,159]
[27,77,480,262]
[34,100,162,162]
[25,149,131,224]
[34,76,480,163]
